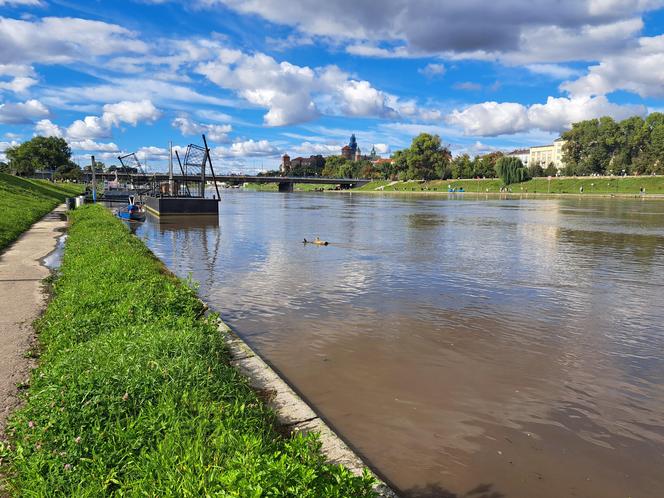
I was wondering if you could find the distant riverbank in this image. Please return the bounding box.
[243,182,337,192]
[353,176,664,196]
[236,176,664,197]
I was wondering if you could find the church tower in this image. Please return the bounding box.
[349,134,357,156]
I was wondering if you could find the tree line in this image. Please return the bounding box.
[0,136,131,180]
[561,113,664,176]
[273,133,561,183]
[0,137,83,181]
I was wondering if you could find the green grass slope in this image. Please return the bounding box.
[0,173,83,252]
[355,176,664,195]
[0,205,376,497]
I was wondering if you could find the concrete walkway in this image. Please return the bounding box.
[0,205,67,434]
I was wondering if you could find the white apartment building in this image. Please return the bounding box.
[529,138,566,170]
[506,148,530,167]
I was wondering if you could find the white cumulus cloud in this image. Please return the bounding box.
[0,99,49,124]
[448,95,646,136]
[213,139,279,158]
[0,139,20,162]
[66,100,161,140]
[102,100,161,126]
[197,49,435,126]
[0,17,147,65]
[419,63,446,77]
[34,118,63,137]
[561,34,664,98]
[172,116,232,142]
[69,139,120,152]
[0,76,38,94]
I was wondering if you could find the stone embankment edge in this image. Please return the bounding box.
[217,320,399,498]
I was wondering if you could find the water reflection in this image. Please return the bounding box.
[134,192,664,498]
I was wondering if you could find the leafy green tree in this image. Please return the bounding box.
[390,149,408,179]
[54,162,82,181]
[562,116,631,175]
[528,163,545,177]
[544,163,558,177]
[0,161,9,173]
[321,155,350,177]
[615,116,647,171]
[83,161,105,173]
[320,155,375,178]
[645,123,664,174]
[473,152,502,178]
[5,136,72,176]
[451,154,474,179]
[396,133,451,180]
[289,155,325,177]
[495,156,530,185]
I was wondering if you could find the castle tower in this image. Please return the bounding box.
[355,146,361,162]
[280,153,291,174]
[349,134,357,156]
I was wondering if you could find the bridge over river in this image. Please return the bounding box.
[79,172,371,192]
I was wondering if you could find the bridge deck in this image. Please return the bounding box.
[81,172,369,186]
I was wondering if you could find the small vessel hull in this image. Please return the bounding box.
[117,211,146,222]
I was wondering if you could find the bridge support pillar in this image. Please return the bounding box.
[278,182,294,192]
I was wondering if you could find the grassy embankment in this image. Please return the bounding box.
[243,183,337,192]
[355,176,664,195]
[0,173,83,252]
[0,204,376,496]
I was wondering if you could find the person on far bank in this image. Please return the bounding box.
[580,186,584,193]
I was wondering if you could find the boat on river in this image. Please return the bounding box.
[117,196,146,222]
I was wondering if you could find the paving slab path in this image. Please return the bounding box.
[0,205,67,435]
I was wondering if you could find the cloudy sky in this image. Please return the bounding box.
[0,0,663,172]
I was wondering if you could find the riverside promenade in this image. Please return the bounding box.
[0,205,67,432]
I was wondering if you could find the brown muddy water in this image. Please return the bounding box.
[132,192,664,498]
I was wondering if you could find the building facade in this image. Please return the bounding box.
[341,134,381,162]
[341,134,358,160]
[280,153,291,174]
[506,148,530,167]
[528,138,566,170]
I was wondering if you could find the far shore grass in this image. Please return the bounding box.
[242,182,337,192]
[0,173,83,252]
[0,204,376,496]
[232,175,664,197]
[354,176,664,196]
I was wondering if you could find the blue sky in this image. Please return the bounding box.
[0,0,663,172]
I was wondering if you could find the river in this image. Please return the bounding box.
[133,191,664,498]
